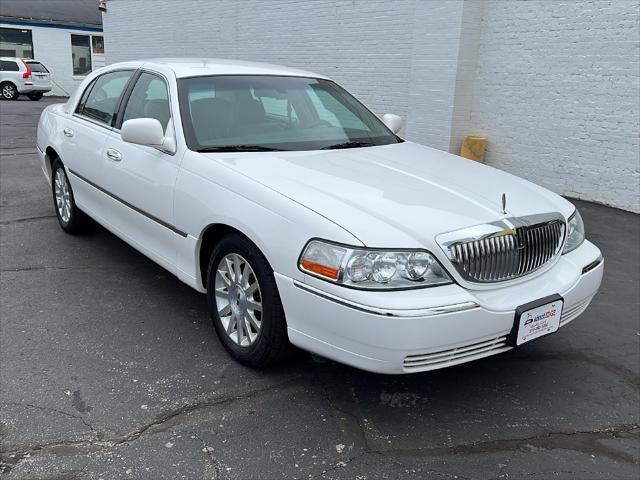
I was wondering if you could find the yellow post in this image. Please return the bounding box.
[460,135,486,163]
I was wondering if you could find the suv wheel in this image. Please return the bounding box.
[28,92,43,101]
[206,234,291,368]
[1,82,18,100]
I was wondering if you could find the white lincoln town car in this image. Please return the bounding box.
[36,59,603,374]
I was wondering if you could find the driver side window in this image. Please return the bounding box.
[77,70,133,126]
[121,72,171,131]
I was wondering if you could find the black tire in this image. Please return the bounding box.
[51,159,89,234]
[28,92,43,101]
[206,234,290,368]
[1,82,19,100]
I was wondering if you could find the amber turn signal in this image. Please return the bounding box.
[300,259,340,280]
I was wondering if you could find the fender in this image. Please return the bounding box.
[173,150,361,292]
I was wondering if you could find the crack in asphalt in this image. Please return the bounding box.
[309,424,639,479]
[4,402,97,439]
[0,264,140,273]
[314,369,477,480]
[0,214,56,225]
[508,350,640,389]
[309,366,639,479]
[316,450,363,478]
[192,431,223,480]
[0,378,303,469]
[381,424,640,463]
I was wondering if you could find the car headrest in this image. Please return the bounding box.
[144,99,170,130]
[190,97,234,141]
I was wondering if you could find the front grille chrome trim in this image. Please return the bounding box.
[437,213,566,284]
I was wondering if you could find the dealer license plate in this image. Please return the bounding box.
[511,295,564,346]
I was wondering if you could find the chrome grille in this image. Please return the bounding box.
[447,218,565,283]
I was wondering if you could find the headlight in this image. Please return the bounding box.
[562,209,585,254]
[298,240,453,289]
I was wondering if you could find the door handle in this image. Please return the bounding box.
[106,148,122,162]
[63,127,74,137]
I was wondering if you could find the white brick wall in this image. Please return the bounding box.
[470,0,639,212]
[103,0,468,152]
[102,0,639,212]
[0,23,103,97]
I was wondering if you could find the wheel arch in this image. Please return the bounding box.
[197,223,275,290]
[44,146,60,177]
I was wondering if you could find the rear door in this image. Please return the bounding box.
[25,61,51,89]
[58,69,134,218]
[0,59,21,90]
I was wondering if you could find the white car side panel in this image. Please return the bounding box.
[65,178,182,279]
[102,130,181,268]
[55,116,110,215]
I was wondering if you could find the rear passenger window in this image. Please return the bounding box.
[80,70,133,125]
[0,60,19,71]
[75,79,95,114]
[121,72,170,131]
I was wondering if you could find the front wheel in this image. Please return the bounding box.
[206,234,290,368]
[28,92,43,101]
[51,160,90,234]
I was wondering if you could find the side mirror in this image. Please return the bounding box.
[121,118,165,147]
[382,113,402,134]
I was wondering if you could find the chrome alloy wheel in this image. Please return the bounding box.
[214,253,263,346]
[54,168,72,223]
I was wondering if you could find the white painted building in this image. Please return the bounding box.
[102,0,639,212]
[0,0,105,96]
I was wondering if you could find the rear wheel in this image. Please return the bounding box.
[28,92,43,101]
[1,82,18,100]
[206,234,291,368]
[51,159,89,234]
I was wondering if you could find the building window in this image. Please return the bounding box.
[71,34,92,76]
[0,27,34,58]
[92,36,104,54]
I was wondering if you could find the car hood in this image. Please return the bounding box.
[207,141,574,249]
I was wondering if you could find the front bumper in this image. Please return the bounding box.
[276,240,603,374]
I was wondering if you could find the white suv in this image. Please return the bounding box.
[0,57,52,101]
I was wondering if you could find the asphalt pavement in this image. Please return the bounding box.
[0,97,638,479]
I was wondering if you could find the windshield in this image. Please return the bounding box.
[178,75,402,152]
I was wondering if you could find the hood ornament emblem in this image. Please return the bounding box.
[501,193,507,215]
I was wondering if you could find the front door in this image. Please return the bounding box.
[100,71,181,268]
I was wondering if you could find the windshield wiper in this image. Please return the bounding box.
[197,145,286,152]
[320,141,376,150]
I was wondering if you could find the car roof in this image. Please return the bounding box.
[111,58,330,80]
